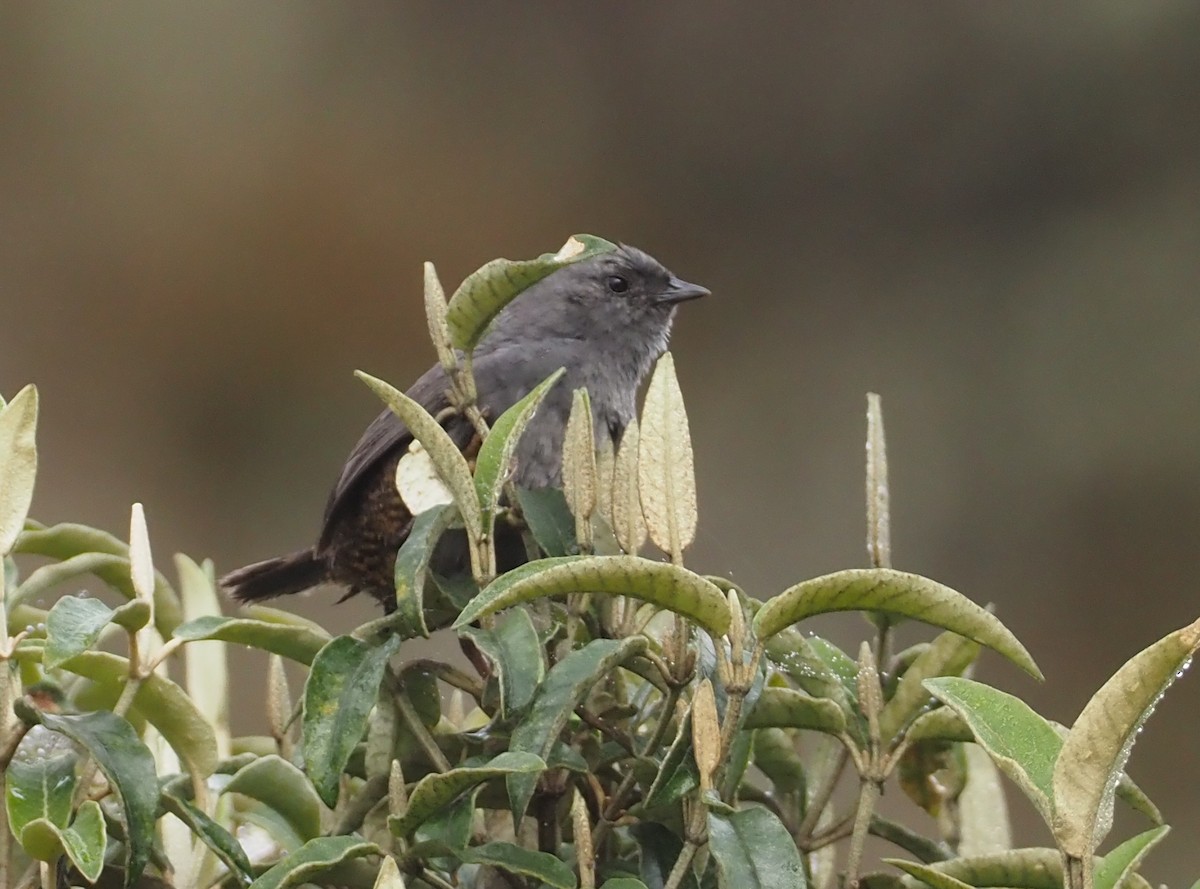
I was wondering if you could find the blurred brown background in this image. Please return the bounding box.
[3,3,1198,881]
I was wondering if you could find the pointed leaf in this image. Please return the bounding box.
[248,836,378,889]
[707,806,807,889]
[459,608,545,715]
[508,636,647,823]
[223,755,323,842]
[36,710,157,889]
[1052,618,1200,858]
[10,552,130,610]
[162,791,254,886]
[13,522,183,634]
[59,800,106,882]
[128,503,155,603]
[454,555,731,637]
[445,234,617,352]
[925,677,1058,825]
[1094,826,1170,889]
[389,751,545,838]
[356,370,482,541]
[475,368,566,524]
[638,353,696,558]
[754,569,1041,680]
[515,486,577,557]
[303,633,403,807]
[0,384,38,555]
[459,840,577,889]
[888,860,975,889]
[612,417,647,554]
[391,505,459,638]
[744,686,847,734]
[424,261,457,375]
[879,630,980,741]
[903,708,973,745]
[43,596,115,669]
[173,613,331,665]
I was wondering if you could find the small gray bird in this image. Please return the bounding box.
[220,244,709,610]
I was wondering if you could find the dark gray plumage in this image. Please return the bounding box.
[220,244,708,609]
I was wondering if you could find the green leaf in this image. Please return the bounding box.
[413,791,476,854]
[602,880,651,889]
[459,608,545,715]
[42,596,115,669]
[642,711,696,812]
[37,709,158,889]
[752,728,807,796]
[514,486,577,557]
[638,353,697,559]
[924,677,1059,826]
[879,630,980,742]
[475,368,566,526]
[1095,826,1170,889]
[13,522,183,635]
[303,633,403,807]
[460,840,578,889]
[14,647,218,780]
[902,707,974,745]
[1052,617,1200,859]
[707,806,807,889]
[11,552,130,611]
[888,860,975,889]
[390,505,459,638]
[162,791,254,886]
[455,555,731,637]
[957,743,1012,855]
[0,383,38,556]
[247,836,378,889]
[891,848,1063,889]
[58,800,106,882]
[5,735,78,842]
[508,636,647,823]
[173,612,331,665]
[445,234,617,352]
[754,569,1041,680]
[355,370,483,542]
[223,754,323,843]
[389,751,545,838]
[743,686,847,735]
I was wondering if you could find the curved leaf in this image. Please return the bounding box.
[445,234,617,352]
[454,555,731,637]
[173,613,330,665]
[11,553,130,611]
[743,686,847,735]
[356,370,482,542]
[475,368,566,526]
[879,630,980,742]
[43,595,116,669]
[248,836,378,889]
[707,806,807,889]
[14,522,183,635]
[390,505,459,638]
[508,636,647,823]
[162,791,254,887]
[754,569,1041,680]
[1052,617,1200,858]
[888,860,974,889]
[892,848,1063,889]
[459,608,545,715]
[0,384,38,556]
[303,634,402,807]
[389,751,545,838]
[5,734,77,844]
[38,709,158,889]
[460,841,577,889]
[1094,826,1170,889]
[223,755,323,843]
[638,353,696,559]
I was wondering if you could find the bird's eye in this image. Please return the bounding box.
[606,275,629,294]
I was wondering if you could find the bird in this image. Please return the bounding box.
[220,243,709,611]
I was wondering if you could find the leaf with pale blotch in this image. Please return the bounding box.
[356,370,482,542]
[612,418,647,554]
[1094,826,1170,889]
[453,555,731,637]
[563,387,596,525]
[878,629,980,741]
[424,261,457,376]
[475,368,566,526]
[445,234,618,352]
[754,568,1041,680]
[128,503,155,603]
[1052,617,1200,859]
[638,353,696,559]
[743,686,847,735]
[957,743,1012,855]
[0,385,38,556]
[395,441,455,515]
[388,751,545,838]
[248,836,379,889]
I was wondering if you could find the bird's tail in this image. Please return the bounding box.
[220,549,326,603]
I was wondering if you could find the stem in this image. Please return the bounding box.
[796,746,848,840]
[393,684,450,773]
[663,840,700,889]
[420,868,457,889]
[844,779,881,889]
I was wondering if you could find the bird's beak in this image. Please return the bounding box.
[657,276,711,305]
